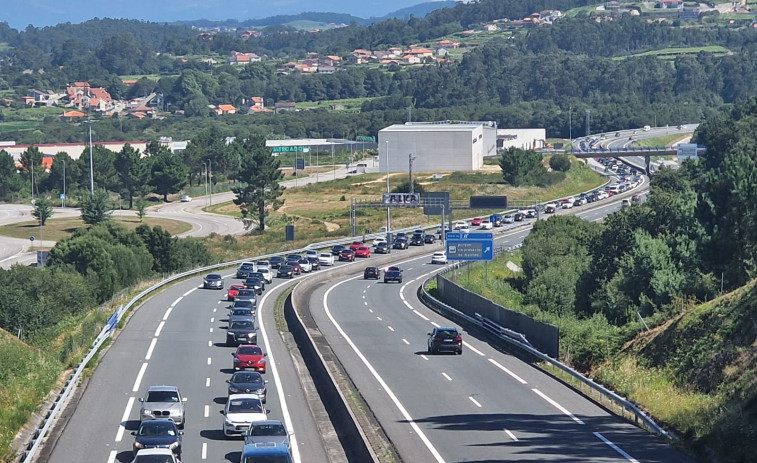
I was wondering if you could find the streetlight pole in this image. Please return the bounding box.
[86,111,94,196]
[385,140,391,233]
[202,162,208,208]
[409,153,416,195]
[569,105,572,143]
[207,158,212,206]
[62,159,66,207]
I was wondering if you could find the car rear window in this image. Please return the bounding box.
[437,329,459,338]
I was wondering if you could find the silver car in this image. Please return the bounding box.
[140,385,186,428]
[244,420,291,449]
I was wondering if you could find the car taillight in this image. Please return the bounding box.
[455,336,462,342]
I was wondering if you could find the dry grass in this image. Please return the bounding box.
[0,216,192,241]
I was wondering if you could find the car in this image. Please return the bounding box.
[544,205,556,214]
[348,241,364,251]
[227,371,267,403]
[269,256,285,269]
[132,419,183,460]
[256,261,270,271]
[573,198,586,207]
[632,193,642,203]
[458,223,470,232]
[297,259,312,273]
[243,276,264,295]
[331,245,345,256]
[431,251,447,264]
[244,420,291,449]
[289,262,302,275]
[490,214,502,227]
[236,262,257,279]
[375,242,391,254]
[234,289,258,305]
[424,234,436,244]
[384,266,403,283]
[229,298,257,312]
[139,386,185,428]
[453,220,467,230]
[318,252,335,266]
[480,219,493,229]
[227,284,245,301]
[307,256,320,271]
[395,232,407,239]
[257,268,273,284]
[471,217,483,226]
[339,249,356,261]
[203,273,224,290]
[364,266,380,279]
[513,212,524,222]
[132,448,179,463]
[233,344,267,373]
[561,200,574,209]
[392,238,408,250]
[621,199,630,208]
[524,209,537,218]
[410,234,425,246]
[226,319,257,346]
[286,254,302,262]
[503,214,514,224]
[305,249,319,259]
[240,442,293,463]
[355,246,371,258]
[180,195,192,202]
[372,237,387,247]
[436,225,450,237]
[222,394,268,438]
[427,327,463,355]
[228,307,256,325]
[277,265,294,279]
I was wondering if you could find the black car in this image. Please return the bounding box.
[410,234,425,246]
[269,256,285,269]
[243,276,264,295]
[375,242,391,254]
[331,244,345,256]
[132,419,183,460]
[226,319,257,346]
[307,256,320,271]
[427,327,463,355]
[384,266,403,283]
[514,212,524,222]
[203,273,224,289]
[363,266,380,279]
[227,371,267,403]
[393,238,408,249]
[277,265,294,279]
[236,262,256,279]
[424,234,436,244]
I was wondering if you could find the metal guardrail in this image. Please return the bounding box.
[418,267,672,441]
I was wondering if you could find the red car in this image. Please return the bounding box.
[471,217,482,226]
[227,284,245,301]
[289,262,302,275]
[354,246,371,258]
[349,241,364,251]
[339,249,355,261]
[232,344,267,373]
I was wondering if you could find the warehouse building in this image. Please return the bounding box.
[378,121,498,173]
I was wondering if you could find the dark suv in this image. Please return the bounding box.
[226,319,257,346]
[363,267,380,279]
[427,327,463,355]
[410,234,425,246]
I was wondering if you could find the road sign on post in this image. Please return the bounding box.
[445,232,494,261]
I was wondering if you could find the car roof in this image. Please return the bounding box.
[206,273,222,278]
[242,442,291,456]
[146,385,179,392]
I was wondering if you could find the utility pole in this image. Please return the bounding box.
[202,162,208,208]
[409,153,416,195]
[569,105,572,142]
[406,106,412,123]
[207,158,212,206]
[385,141,391,233]
[62,159,66,207]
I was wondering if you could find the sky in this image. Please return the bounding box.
[1,0,440,30]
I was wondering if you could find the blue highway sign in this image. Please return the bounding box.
[446,232,493,261]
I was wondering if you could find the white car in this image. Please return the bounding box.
[256,261,270,271]
[305,249,318,259]
[453,220,468,230]
[297,259,312,273]
[318,253,334,266]
[372,237,387,247]
[132,448,179,463]
[222,394,268,437]
[503,215,514,224]
[257,268,273,284]
[562,201,574,209]
[480,219,493,230]
[431,251,447,264]
[180,195,192,202]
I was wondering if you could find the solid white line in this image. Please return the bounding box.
[463,341,485,356]
[182,288,196,297]
[204,404,210,418]
[420,354,429,360]
[145,338,157,360]
[413,310,429,321]
[132,363,148,392]
[154,321,165,337]
[202,442,208,459]
[205,377,210,387]
[388,326,395,332]
[402,339,410,345]
[593,432,639,462]
[368,308,373,313]
[441,372,452,381]
[430,321,440,327]
[469,396,482,407]
[488,359,528,384]
[399,293,406,302]
[505,429,518,441]
[115,396,135,442]
[324,282,446,463]
[106,450,117,463]
[532,388,585,425]
[163,307,173,320]
[171,296,183,307]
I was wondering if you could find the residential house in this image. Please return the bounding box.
[274,102,296,114]
[436,48,448,57]
[60,110,86,121]
[240,30,260,39]
[322,55,341,66]
[317,65,336,74]
[65,82,113,112]
[215,104,237,115]
[402,55,421,65]
[246,96,272,113]
[657,0,682,8]
[349,49,373,64]
[387,47,403,56]
[484,23,499,31]
[227,52,261,65]
[437,39,460,48]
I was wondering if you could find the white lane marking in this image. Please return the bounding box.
[463,341,485,356]
[532,388,585,425]
[488,359,528,384]
[400,293,406,302]
[505,429,519,441]
[420,354,429,360]
[430,321,440,327]
[257,289,301,463]
[388,326,395,332]
[406,267,413,271]
[145,338,157,360]
[210,317,214,323]
[204,404,210,418]
[115,396,135,442]
[206,377,210,387]
[364,301,368,306]
[413,310,429,321]
[163,307,173,320]
[402,339,410,345]
[376,316,382,321]
[202,442,208,459]
[441,372,452,381]
[213,307,217,313]
[132,363,148,392]
[171,296,183,307]
[593,432,639,462]
[209,327,213,333]
[182,288,196,297]
[107,450,117,463]
[368,308,373,313]
[324,282,446,463]
[207,357,212,365]
[154,321,165,337]
[208,340,212,347]
[469,396,482,407]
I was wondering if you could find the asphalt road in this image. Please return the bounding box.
[307,216,695,463]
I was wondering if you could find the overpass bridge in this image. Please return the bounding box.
[548,145,706,174]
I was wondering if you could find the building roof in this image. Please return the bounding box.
[380,123,482,133]
[218,104,236,111]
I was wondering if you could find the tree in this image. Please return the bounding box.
[80,189,112,226]
[549,154,571,172]
[147,142,188,201]
[135,197,147,222]
[32,198,54,226]
[114,143,149,209]
[232,135,285,232]
[0,150,23,199]
[498,147,543,186]
[19,145,45,197]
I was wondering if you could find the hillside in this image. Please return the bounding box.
[596,281,757,462]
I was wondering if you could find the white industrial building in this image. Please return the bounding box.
[497,128,546,151]
[378,121,498,173]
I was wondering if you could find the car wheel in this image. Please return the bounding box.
[428,344,432,354]
[457,349,463,355]
[179,418,185,429]
[383,279,388,283]
[226,339,233,347]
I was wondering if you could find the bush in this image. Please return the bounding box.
[549,154,571,172]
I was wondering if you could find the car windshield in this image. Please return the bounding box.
[232,372,263,384]
[231,308,253,316]
[388,266,400,271]
[238,346,262,355]
[146,391,179,402]
[139,422,177,436]
[234,300,254,308]
[240,264,253,270]
[250,424,287,436]
[206,274,221,280]
[237,290,256,297]
[228,398,263,413]
[231,321,254,330]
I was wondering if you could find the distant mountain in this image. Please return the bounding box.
[370,1,457,22]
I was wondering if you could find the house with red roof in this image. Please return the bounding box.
[215,104,237,115]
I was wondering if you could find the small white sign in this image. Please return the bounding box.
[677,143,698,160]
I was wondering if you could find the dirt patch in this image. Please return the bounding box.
[324,222,340,232]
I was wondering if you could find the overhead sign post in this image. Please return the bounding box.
[446,232,494,261]
[382,193,420,206]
